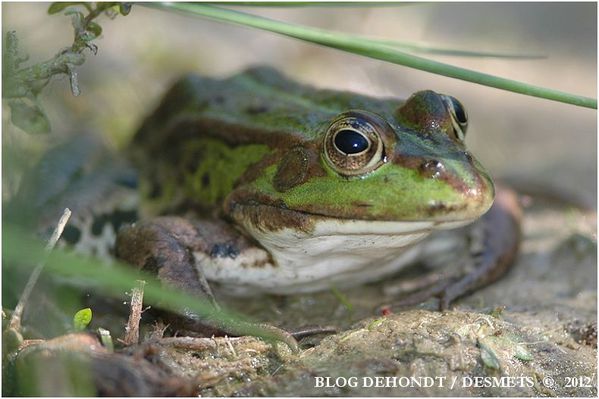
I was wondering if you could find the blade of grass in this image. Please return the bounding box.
[201,4,547,58]
[3,225,296,350]
[369,39,545,59]
[146,3,595,109]
[199,4,546,59]
[204,2,415,7]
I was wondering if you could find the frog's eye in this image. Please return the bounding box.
[324,112,385,176]
[441,95,468,141]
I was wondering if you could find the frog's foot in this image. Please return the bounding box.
[388,187,522,311]
[289,325,338,340]
[436,187,522,309]
[239,322,299,353]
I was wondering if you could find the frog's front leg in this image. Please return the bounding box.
[115,217,253,328]
[115,217,299,351]
[390,187,522,310]
[116,217,218,308]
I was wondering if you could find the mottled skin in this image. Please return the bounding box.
[115,66,520,319]
[130,67,492,224]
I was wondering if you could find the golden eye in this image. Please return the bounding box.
[441,95,468,141]
[324,111,385,176]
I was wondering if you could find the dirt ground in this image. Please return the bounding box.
[166,197,596,397]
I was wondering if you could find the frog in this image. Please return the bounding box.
[8,66,521,348]
[112,66,521,313]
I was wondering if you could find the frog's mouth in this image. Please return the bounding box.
[308,216,473,237]
[230,202,476,236]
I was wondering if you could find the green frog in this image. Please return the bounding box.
[111,66,521,311]
[11,66,521,343]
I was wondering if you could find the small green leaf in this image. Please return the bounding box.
[514,344,533,361]
[479,341,501,370]
[66,10,85,31]
[87,22,103,39]
[9,99,51,134]
[48,2,82,15]
[73,307,93,331]
[119,3,132,15]
[78,33,93,42]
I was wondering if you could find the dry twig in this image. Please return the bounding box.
[122,279,146,345]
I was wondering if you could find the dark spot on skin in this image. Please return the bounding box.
[245,103,269,114]
[92,210,138,237]
[62,225,82,244]
[202,173,210,187]
[426,202,465,216]
[183,154,202,175]
[210,243,240,259]
[115,171,138,189]
[142,257,161,274]
[109,210,138,232]
[429,202,448,213]
[91,216,107,236]
[148,181,162,199]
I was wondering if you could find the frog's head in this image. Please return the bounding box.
[221,89,495,288]
[228,90,493,237]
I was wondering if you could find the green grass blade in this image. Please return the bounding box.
[147,3,595,109]
[371,39,546,59]
[203,2,413,7]
[3,225,292,347]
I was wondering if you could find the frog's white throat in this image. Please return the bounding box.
[199,217,473,295]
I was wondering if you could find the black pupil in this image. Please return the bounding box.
[334,130,369,154]
[450,97,467,125]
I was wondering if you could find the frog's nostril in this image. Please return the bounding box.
[419,160,445,179]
